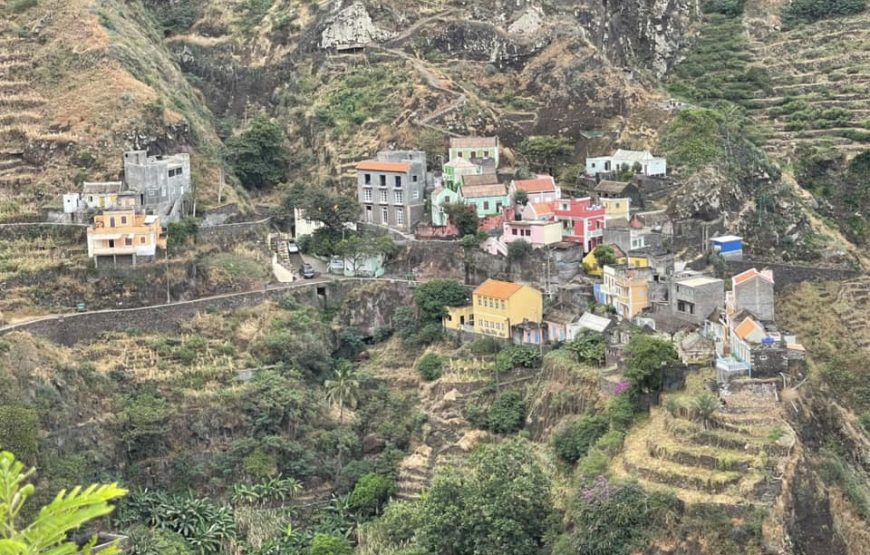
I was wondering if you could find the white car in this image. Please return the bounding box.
[287,242,300,254]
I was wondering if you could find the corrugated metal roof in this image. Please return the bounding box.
[462,184,506,198]
[462,174,500,187]
[577,312,612,333]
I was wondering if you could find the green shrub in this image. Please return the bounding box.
[0,405,39,465]
[606,394,637,432]
[348,473,396,517]
[468,337,501,355]
[309,533,353,555]
[486,390,526,434]
[416,352,444,381]
[782,0,866,27]
[9,0,38,13]
[576,448,611,479]
[553,415,610,464]
[226,114,288,190]
[702,0,745,16]
[594,430,625,456]
[495,345,542,372]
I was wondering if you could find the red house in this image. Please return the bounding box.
[552,197,606,253]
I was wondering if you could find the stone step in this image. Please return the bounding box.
[0,173,34,186]
[623,460,742,495]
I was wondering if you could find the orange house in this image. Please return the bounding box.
[86,209,166,267]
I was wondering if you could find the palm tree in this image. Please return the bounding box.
[692,392,719,430]
[0,450,127,554]
[324,360,360,425]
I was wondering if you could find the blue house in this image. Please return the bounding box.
[710,235,743,260]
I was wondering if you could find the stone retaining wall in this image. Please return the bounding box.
[724,260,859,290]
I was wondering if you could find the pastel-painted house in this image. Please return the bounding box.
[64,182,141,215]
[442,157,482,190]
[595,180,634,221]
[443,279,544,344]
[726,267,775,321]
[502,206,563,249]
[582,244,627,277]
[552,197,606,253]
[509,175,560,205]
[543,307,582,343]
[585,149,667,177]
[448,136,500,168]
[601,264,652,320]
[430,186,462,227]
[86,209,165,267]
[462,182,508,218]
[710,235,744,261]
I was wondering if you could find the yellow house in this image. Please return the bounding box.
[444,279,543,342]
[583,245,651,276]
[87,209,166,267]
[601,197,630,221]
[602,265,650,319]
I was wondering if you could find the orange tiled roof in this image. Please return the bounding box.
[734,317,764,341]
[514,176,555,193]
[357,160,411,172]
[474,279,524,300]
[732,268,774,286]
[529,202,555,216]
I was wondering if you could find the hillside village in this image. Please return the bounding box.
[0,0,869,554]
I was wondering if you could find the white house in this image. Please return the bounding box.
[585,149,667,177]
[294,208,356,239]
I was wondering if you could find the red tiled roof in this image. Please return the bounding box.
[733,268,774,286]
[474,279,524,300]
[514,176,556,193]
[529,202,554,216]
[357,160,411,172]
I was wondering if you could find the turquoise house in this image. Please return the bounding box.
[442,158,481,190]
[431,186,462,226]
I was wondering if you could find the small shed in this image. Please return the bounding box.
[710,235,743,260]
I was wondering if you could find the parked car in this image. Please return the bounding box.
[301,263,316,279]
[287,241,300,254]
[328,256,345,274]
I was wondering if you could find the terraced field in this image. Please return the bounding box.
[613,372,795,519]
[745,13,870,161]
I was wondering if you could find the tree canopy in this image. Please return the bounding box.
[444,203,479,237]
[416,439,553,554]
[414,279,468,324]
[624,335,680,394]
[226,114,288,190]
[517,135,574,175]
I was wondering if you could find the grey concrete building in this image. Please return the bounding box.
[670,274,725,325]
[357,150,426,234]
[123,150,190,224]
[727,268,775,321]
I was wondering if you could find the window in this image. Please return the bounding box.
[457,152,463,158]
[109,217,115,227]
[380,190,388,203]
[366,206,373,222]
[121,216,127,224]
[394,190,403,204]
[381,207,388,224]
[379,175,386,187]
[512,228,518,236]
[677,300,695,315]
[412,175,418,182]
[614,202,620,209]
[363,188,372,202]
[483,201,490,210]
[140,236,146,244]
[396,209,404,225]
[394,176,402,187]
[365,173,372,185]
[177,168,183,176]
[125,237,133,246]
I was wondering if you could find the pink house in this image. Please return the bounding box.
[552,197,606,253]
[502,207,563,248]
[508,175,560,204]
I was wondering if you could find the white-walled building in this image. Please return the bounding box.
[586,149,667,177]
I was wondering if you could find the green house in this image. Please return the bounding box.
[443,157,481,190]
[461,180,508,218]
[448,137,500,169]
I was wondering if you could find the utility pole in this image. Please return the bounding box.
[217,165,225,205]
[165,247,171,304]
